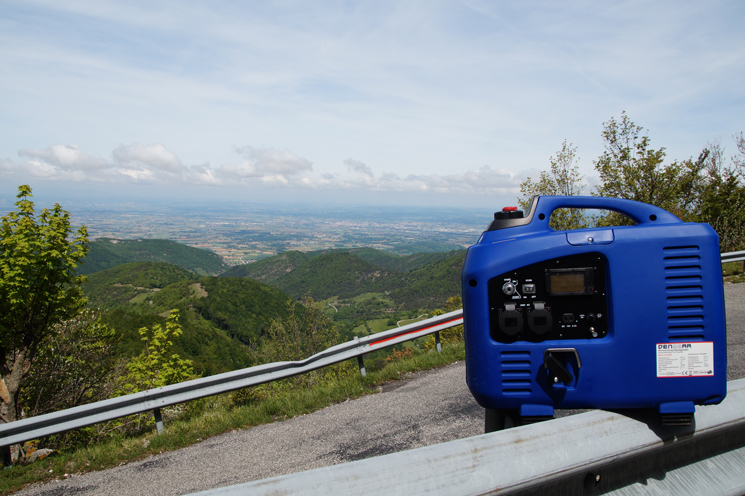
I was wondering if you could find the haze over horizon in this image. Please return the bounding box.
[1,1,743,209]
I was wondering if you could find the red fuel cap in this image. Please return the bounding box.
[502,206,518,211]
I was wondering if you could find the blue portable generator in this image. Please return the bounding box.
[461,196,726,429]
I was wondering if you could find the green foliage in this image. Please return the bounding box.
[0,185,89,424]
[230,384,270,407]
[80,238,228,276]
[696,140,745,252]
[258,297,341,387]
[593,111,706,224]
[20,311,124,450]
[519,140,590,230]
[519,113,745,251]
[425,296,464,350]
[194,277,291,345]
[117,310,196,395]
[22,311,122,418]
[100,308,255,376]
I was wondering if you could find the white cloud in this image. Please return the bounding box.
[344,158,374,177]
[218,147,313,183]
[19,144,110,170]
[0,142,567,201]
[112,143,184,174]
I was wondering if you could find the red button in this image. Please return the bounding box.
[502,206,518,211]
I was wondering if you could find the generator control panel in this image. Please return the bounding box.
[488,252,608,343]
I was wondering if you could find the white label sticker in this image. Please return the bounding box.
[656,342,714,378]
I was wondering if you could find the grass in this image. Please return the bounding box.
[0,342,465,495]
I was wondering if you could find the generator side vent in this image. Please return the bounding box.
[664,246,704,340]
[500,350,532,395]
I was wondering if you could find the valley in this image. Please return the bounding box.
[81,239,467,378]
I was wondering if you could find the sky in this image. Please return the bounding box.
[1,0,743,209]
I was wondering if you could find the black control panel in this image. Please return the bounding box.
[488,253,609,343]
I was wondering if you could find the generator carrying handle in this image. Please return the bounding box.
[531,196,681,226]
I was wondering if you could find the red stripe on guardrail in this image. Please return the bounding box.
[369,317,464,347]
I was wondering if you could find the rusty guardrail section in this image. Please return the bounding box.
[0,309,463,463]
[189,378,745,496]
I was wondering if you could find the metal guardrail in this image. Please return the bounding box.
[189,377,745,496]
[722,249,745,264]
[0,309,463,460]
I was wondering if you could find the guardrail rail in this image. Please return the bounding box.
[0,309,464,465]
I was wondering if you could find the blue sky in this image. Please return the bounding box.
[1,0,743,208]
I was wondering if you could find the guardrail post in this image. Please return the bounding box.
[357,356,366,377]
[435,331,441,353]
[153,408,164,435]
[1,445,11,468]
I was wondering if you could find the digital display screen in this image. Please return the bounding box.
[549,272,586,294]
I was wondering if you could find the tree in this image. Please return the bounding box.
[0,185,89,424]
[117,310,195,395]
[593,112,707,224]
[258,297,340,387]
[733,132,745,180]
[696,139,745,252]
[519,140,590,230]
[22,310,122,418]
[21,311,124,449]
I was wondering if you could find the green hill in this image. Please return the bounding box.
[274,252,405,300]
[84,262,197,309]
[83,246,467,376]
[223,248,466,313]
[220,250,308,281]
[83,263,293,376]
[124,276,292,346]
[356,249,458,272]
[221,247,458,282]
[99,308,256,376]
[306,247,455,272]
[389,251,466,310]
[80,238,228,276]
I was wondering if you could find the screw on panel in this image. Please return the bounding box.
[583,472,601,490]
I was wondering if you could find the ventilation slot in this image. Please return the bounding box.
[668,335,705,341]
[664,246,704,340]
[501,351,532,395]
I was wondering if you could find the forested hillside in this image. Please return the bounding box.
[219,247,457,281]
[389,252,466,310]
[80,238,229,275]
[274,252,404,300]
[84,262,197,309]
[220,250,308,280]
[80,239,467,378]
[83,262,294,375]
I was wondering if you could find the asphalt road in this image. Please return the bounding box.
[16,283,745,496]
